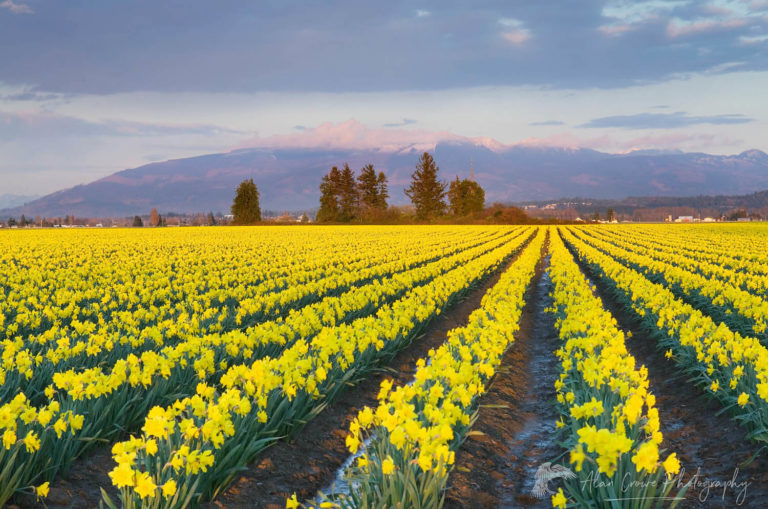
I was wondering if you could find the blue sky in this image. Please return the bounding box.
[2,0,768,195]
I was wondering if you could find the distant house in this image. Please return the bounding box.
[702,217,716,222]
[675,216,694,223]
[737,217,752,222]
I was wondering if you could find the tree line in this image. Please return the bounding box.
[226,151,487,224]
[315,152,485,223]
[317,163,389,222]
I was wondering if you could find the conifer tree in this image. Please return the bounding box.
[448,177,485,216]
[376,171,389,209]
[338,163,358,222]
[357,164,380,212]
[405,152,446,220]
[317,166,341,222]
[231,178,262,224]
[357,165,389,219]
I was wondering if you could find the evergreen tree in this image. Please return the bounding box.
[132,215,143,227]
[7,217,16,227]
[19,214,27,227]
[231,178,262,224]
[448,177,485,216]
[357,165,389,220]
[338,163,358,222]
[376,171,389,209]
[317,166,341,222]
[405,152,447,220]
[206,211,216,226]
[357,164,380,212]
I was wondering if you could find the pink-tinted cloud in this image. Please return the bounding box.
[0,0,33,14]
[667,18,749,38]
[512,131,741,153]
[598,24,636,36]
[512,133,606,150]
[498,18,531,45]
[234,119,507,153]
[233,120,745,156]
[502,31,531,44]
[701,5,736,17]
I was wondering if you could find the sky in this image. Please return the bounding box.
[2,0,768,196]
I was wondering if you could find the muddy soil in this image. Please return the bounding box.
[16,242,531,509]
[443,249,565,509]
[569,235,768,508]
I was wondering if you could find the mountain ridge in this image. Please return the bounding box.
[3,142,768,218]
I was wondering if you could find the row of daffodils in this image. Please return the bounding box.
[548,229,682,508]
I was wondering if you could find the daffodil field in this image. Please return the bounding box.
[3,223,768,508]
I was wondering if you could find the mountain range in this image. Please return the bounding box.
[3,140,768,218]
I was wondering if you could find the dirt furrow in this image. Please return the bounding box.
[569,236,768,508]
[444,249,565,509]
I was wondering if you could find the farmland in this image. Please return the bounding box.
[2,224,768,508]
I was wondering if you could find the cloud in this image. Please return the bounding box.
[740,34,768,44]
[0,111,247,139]
[529,120,565,126]
[2,1,768,93]
[498,17,531,45]
[234,119,506,153]
[666,17,750,38]
[512,130,741,153]
[598,24,637,36]
[2,92,63,101]
[601,0,687,25]
[580,111,754,129]
[383,118,417,128]
[0,0,32,14]
[598,0,686,34]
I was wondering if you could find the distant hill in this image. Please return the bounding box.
[517,189,768,218]
[0,193,40,210]
[3,142,768,218]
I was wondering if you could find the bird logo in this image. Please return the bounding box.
[532,462,577,498]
